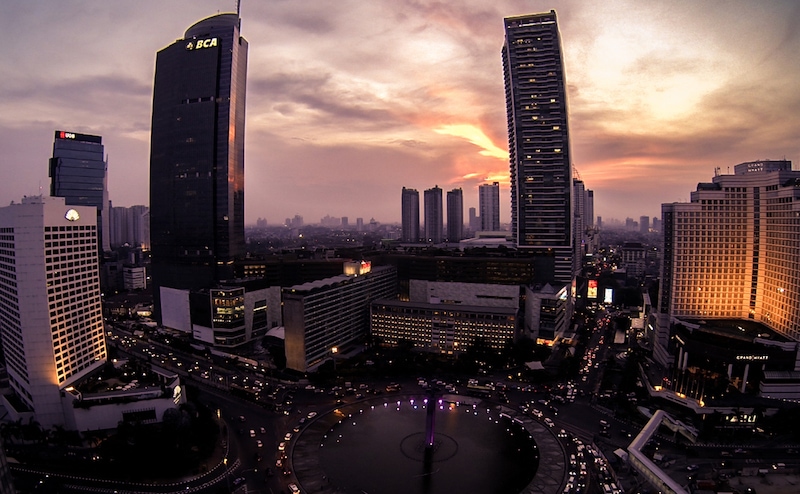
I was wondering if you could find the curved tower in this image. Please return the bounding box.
[149,13,248,321]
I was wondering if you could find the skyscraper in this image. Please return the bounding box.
[149,13,248,321]
[479,182,500,231]
[424,186,443,244]
[0,196,107,428]
[656,160,800,363]
[49,130,109,252]
[446,188,463,242]
[401,187,420,242]
[503,11,574,284]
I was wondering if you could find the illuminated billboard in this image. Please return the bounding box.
[588,279,598,299]
[604,288,613,304]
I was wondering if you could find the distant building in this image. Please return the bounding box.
[468,207,480,232]
[639,215,650,233]
[49,130,110,252]
[356,217,364,232]
[620,242,647,280]
[446,188,463,242]
[401,187,420,242]
[0,196,107,428]
[108,204,149,249]
[123,265,147,290]
[478,182,500,231]
[283,264,397,373]
[424,186,443,243]
[503,12,574,283]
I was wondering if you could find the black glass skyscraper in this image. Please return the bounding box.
[49,130,109,252]
[149,13,248,319]
[503,11,574,284]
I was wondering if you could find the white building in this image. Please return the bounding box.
[123,265,147,290]
[0,196,107,428]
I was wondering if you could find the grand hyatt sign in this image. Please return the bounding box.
[736,355,769,361]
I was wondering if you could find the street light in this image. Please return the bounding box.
[331,347,338,374]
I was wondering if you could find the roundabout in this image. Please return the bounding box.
[289,394,569,494]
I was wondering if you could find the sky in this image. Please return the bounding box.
[1,0,799,227]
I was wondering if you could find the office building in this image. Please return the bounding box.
[503,12,574,283]
[283,264,397,372]
[479,182,500,231]
[656,160,800,366]
[401,187,420,242]
[446,188,463,242]
[49,130,109,252]
[424,186,443,243]
[0,196,107,428]
[149,12,248,322]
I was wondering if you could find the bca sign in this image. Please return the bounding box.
[186,38,218,50]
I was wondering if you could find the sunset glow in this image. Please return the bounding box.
[0,0,797,225]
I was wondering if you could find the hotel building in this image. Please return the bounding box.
[0,196,107,428]
[656,160,800,396]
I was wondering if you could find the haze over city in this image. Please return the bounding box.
[1,0,798,225]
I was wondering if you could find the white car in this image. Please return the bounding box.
[288,483,301,493]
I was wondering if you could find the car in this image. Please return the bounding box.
[531,409,544,418]
[288,483,301,493]
[233,477,246,486]
[544,418,555,427]
[276,458,283,468]
[307,411,317,419]
[260,427,266,434]
[686,464,699,472]
[284,432,293,441]
[249,429,256,437]
[278,441,286,451]
[256,440,262,448]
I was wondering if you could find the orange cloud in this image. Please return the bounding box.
[433,123,508,161]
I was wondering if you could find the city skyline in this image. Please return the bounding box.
[1,1,798,225]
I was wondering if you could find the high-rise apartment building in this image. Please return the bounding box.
[479,182,500,231]
[0,196,107,428]
[401,187,420,242]
[424,186,443,244]
[446,188,463,242]
[503,11,574,283]
[656,160,800,362]
[149,13,248,321]
[49,130,109,252]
